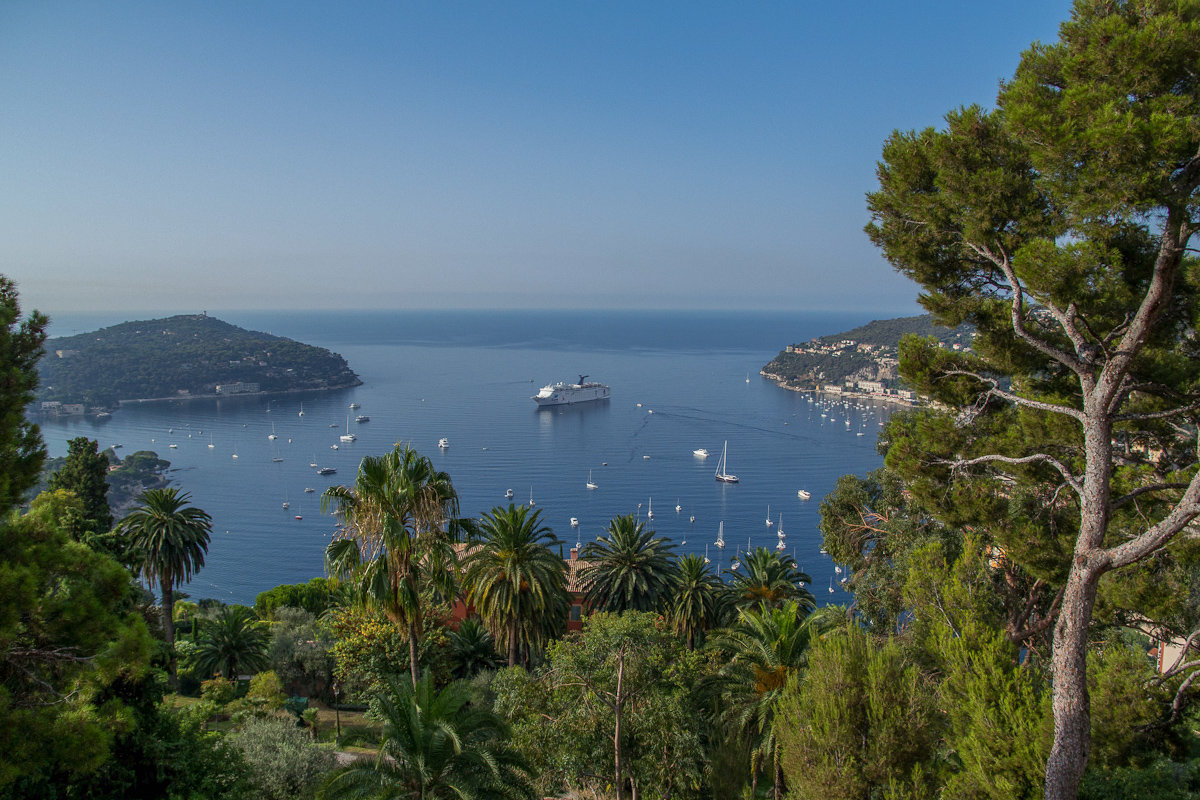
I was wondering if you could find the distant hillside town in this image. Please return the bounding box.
[761,314,974,401]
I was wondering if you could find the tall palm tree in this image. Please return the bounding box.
[668,553,723,650]
[579,514,677,614]
[117,487,212,689]
[708,601,823,800]
[192,605,271,679]
[727,546,815,614]
[319,674,536,800]
[462,504,569,667]
[323,444,459,687]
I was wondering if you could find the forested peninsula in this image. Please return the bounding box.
[35,313,361,408]
[761,314,973,395]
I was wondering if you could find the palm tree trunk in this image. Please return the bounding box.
[508,617,518,667]
[774,752,784,799]
[162,582,178,691]
[408,619,420,688]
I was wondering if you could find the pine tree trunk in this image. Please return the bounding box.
[162,581,178,691]
[1045,417,1111,800]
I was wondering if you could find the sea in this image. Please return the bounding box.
[38,309,902,606]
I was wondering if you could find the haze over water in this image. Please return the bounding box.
[40,309,898,605]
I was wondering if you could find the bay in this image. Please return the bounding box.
[38,309,901,606]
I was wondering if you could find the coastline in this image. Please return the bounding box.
[113,379,364,407]
[760,370,921,408]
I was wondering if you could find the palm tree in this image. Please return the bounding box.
[668,553,723,650]
[448,617,502,678]
[192,605,271,679]
[117,487,212,689]
[708,601,823,800]
[579,514,677,614]
[323,444,459,687]
[463,504,569,667]
[727,546,815,614]
[319,674,536,800]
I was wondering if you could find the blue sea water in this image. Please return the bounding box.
[39,309,901,606]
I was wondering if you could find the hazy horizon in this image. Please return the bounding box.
[4,2,1071,315]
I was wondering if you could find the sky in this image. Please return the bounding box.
[2,1,1073,317]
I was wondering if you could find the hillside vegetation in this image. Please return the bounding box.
[36,314,360,407]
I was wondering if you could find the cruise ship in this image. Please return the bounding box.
[532,375,611,407]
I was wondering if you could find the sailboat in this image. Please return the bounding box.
[207,434,214,449]
[704,545,710,565]
[715,521,725,550]
[339,415,356,442]
[765,504,773,527]
[529,486,535,507]
[731,548,741,571]
[828,577,835,594]
[586,470,598,490]
[298,402,304,417]
[675,499,682,513]
[268,423,278,440]
[714,441,738,483]
[777,514,786,540]
[647,497,653,520]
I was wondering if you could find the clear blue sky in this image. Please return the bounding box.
[2,1,1072,316]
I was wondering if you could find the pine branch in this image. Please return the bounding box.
[939,452,1082,494]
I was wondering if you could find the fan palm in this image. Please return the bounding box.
[579,514,677,613]
[192,605,271,679]
[727,546,814,614]
[319,674,536,800]
[323,444,460,687]
[707,601,823,799]
[668,553,723,650]
[462,504,568,667]
[117,487,212,689]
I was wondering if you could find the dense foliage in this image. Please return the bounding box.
[36,313,360,406]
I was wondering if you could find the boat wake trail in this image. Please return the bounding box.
[644,405,814,443]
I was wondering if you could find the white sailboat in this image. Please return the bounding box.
[340,415,356,442]
[298,402,304,417]
[777,514,786,540]
[586,470,598,490]
[675,499,682,513]
[714,441,739,483]
[529,486,535,507]
[715,521,725,550]
[268,423,278,440]
[765,504,773,527]
[647,497,653,520]
[704,545,710,565]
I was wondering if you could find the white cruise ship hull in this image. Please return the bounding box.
[532,380,611,406]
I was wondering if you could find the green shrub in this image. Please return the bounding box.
[224,716,336,800]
